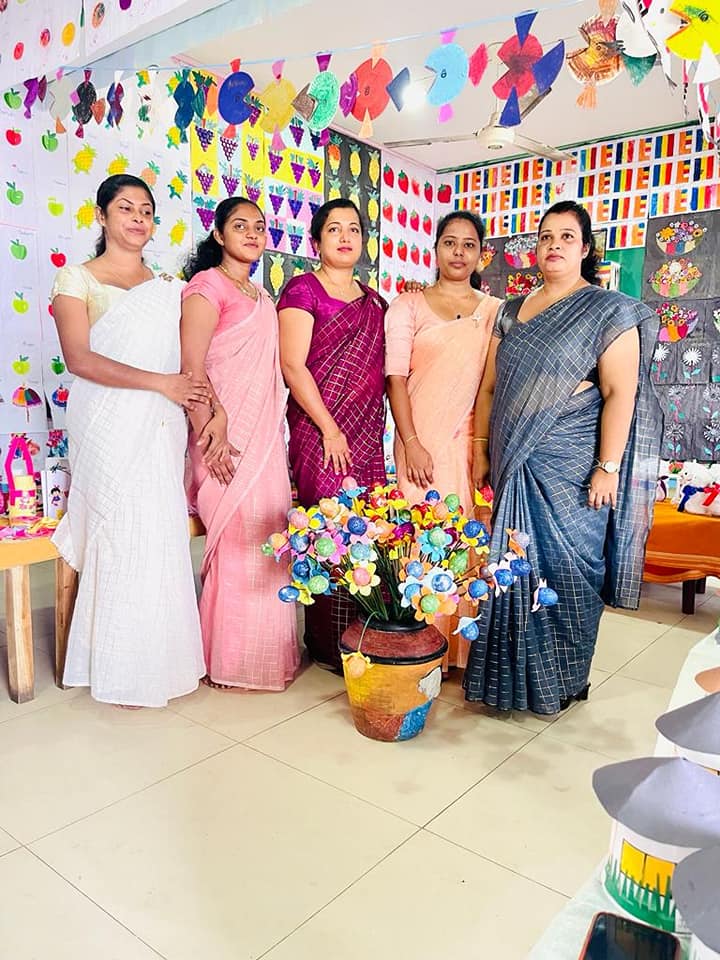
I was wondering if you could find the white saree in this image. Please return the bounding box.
[52,266,204,706]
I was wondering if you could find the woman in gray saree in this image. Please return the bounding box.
[466,201,662,715]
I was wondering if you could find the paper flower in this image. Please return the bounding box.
[655,219,707,255]
[419,527,453,562]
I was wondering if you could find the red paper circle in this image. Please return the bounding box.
[13,42,24,60]
[351,57,392,121]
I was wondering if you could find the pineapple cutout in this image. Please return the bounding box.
[349,143,362,180]
[268,254,286,296]
[169,219,187,246]
[366,228,378,262]
[107,153,130,175]
[140,161,160,187]
[327,133,342,175]
[368,150,380,187]
[327,177,342,201]
[367,190,379,223]
[75,199,96,229]
[72,144,97,174]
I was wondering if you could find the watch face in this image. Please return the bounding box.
[603,461,619,473]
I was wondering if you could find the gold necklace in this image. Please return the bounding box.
[318,266,357,300]
[218,263,257,299]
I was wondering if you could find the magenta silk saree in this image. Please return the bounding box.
[185,270,299,689]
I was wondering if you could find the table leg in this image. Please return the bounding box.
[5,565,34,703]
[54,558,77,688]
[682,580,696,615]
[696,577,707,595]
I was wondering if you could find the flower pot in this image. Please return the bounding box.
[340,618,448,742]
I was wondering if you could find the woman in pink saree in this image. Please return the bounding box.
[278,199,388,669]
[181,197,299,690]
[385,211,501,666]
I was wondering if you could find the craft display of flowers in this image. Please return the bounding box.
[655,301,699,342]
[504,234,537,268]
[655,220,707,256]
[262,480,557,639]
[649,259,701,298]
[652,343,670,364]
[681,345,703,378]
[478,243,496,270]
[506,271,541,299]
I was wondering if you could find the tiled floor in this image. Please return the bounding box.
[0,555,718,960]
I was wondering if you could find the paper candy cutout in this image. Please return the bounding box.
[386,67,410,110]
[218,60,255,130]
[292,84,316,121]
[351,56,392,133]
[106,80,124,127]
[666,0,720,59]
[468,44,489,86]
[71,70,97,138]
[306,53,340,131]
[173,69,197,142]
[593,756,720,847]
[515,10,536,46]
[656,692,720,768]
[493,15,543,101]
[425,36,469,122]
[22,76,47,119]
[339,72,359,115]
[674,846,720,954]
[258,76,296,139]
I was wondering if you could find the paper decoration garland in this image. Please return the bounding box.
[493,18,543,101]
[218,60,254,134]
[307,55,339,132]
[70,70,97,138]
[258,61,296,145]
[351,55,393,137]
[425,32,468,122]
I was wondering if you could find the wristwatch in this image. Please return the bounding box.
[597,460,620,474]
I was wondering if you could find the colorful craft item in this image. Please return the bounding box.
[425,31,469,122]
[655,302,699,342]
[350,54,393,136]
[386,67,411,111]
[70,70,97,137]
[567,16,623,108]
[22,75,47,119]
[173,69,196,142]
[478,244,496,270]
[617,0,657,57]
[4,435,37,526]
[258,61,296,142]
[493,18,543,102]
[506,272,541,298]
[106,79,124,127]
[307,54,340,132]
[218,60,254,136]
[468,44,489,86]
[504,235,537,268]
[656,219,707,255]
[666,0,720,59]
[650,259,702,298]
[264,483,541,631]
[11,386,42,421]
[643,0,682,80]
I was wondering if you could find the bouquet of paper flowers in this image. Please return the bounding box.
[655,219,707,255]
[262,479,557,642]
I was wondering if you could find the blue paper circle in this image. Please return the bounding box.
[218,70,254,125]
[425,42,469,107]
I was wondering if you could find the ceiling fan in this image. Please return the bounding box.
[385,90,574,163]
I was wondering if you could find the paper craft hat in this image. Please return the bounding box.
[593,757,720,932]
[673,845,720,958]
[656,692,720,773]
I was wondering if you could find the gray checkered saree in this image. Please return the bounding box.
[463,287,663,714]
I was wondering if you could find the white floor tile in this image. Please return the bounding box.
[31,745,414,960]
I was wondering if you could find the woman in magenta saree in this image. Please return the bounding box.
[278,199,387,668]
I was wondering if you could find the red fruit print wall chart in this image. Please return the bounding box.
[378,152,453,298]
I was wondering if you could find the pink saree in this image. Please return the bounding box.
[385,290,501,666]
[184,269,299,689]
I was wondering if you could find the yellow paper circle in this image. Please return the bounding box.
[258,77,297,133]
[61,22,76,46]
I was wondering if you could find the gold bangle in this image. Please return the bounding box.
[472,437,489,444]
[404,434,418,445]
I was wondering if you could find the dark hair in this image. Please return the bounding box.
[309,198,365,246]
[94,174,155,256]
[182,196,264,281]
[434,210,487,290]
[538,201,600,285]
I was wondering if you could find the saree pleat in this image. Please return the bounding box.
[463,287,662,714]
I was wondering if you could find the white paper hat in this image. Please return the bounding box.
[673,845,720,955]
[656,692,720,762]
[593,757,720,847]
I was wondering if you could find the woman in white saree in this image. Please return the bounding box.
[52,175,208,707]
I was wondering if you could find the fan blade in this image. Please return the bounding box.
[518,88,551,119]
[513,133,574,162]
[384,133,480,148]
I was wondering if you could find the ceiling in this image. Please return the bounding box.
[181,0,693,171]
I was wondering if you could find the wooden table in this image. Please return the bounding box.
[0,517,205,704]
[643,500,720,614]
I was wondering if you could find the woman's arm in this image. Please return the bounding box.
[386,376,433,488]
[278,305,351,475]
[180,293,238,485]
[471,334,499,491]
[54,294,209,408]
[589,326,640,510]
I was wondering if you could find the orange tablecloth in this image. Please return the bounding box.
[644,500,720,583]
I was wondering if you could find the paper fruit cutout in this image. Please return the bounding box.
[52,385,69,408]
[50,356,66,375]
[504,235,537,268]
[650,259,702,297]
[656,692,720,774]
[425,32,468,122]
[10,238,27,260]
[666,0,720,60]
[307,55,340,132]
[218,60,254,133]
[674,846,720,959]
[656,219,707,255]
[567,16,623,108]
[594,757,720,932]
[656,302,699,341]
[350,55,392,136]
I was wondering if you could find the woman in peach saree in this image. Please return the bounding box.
[385,211,501,665]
